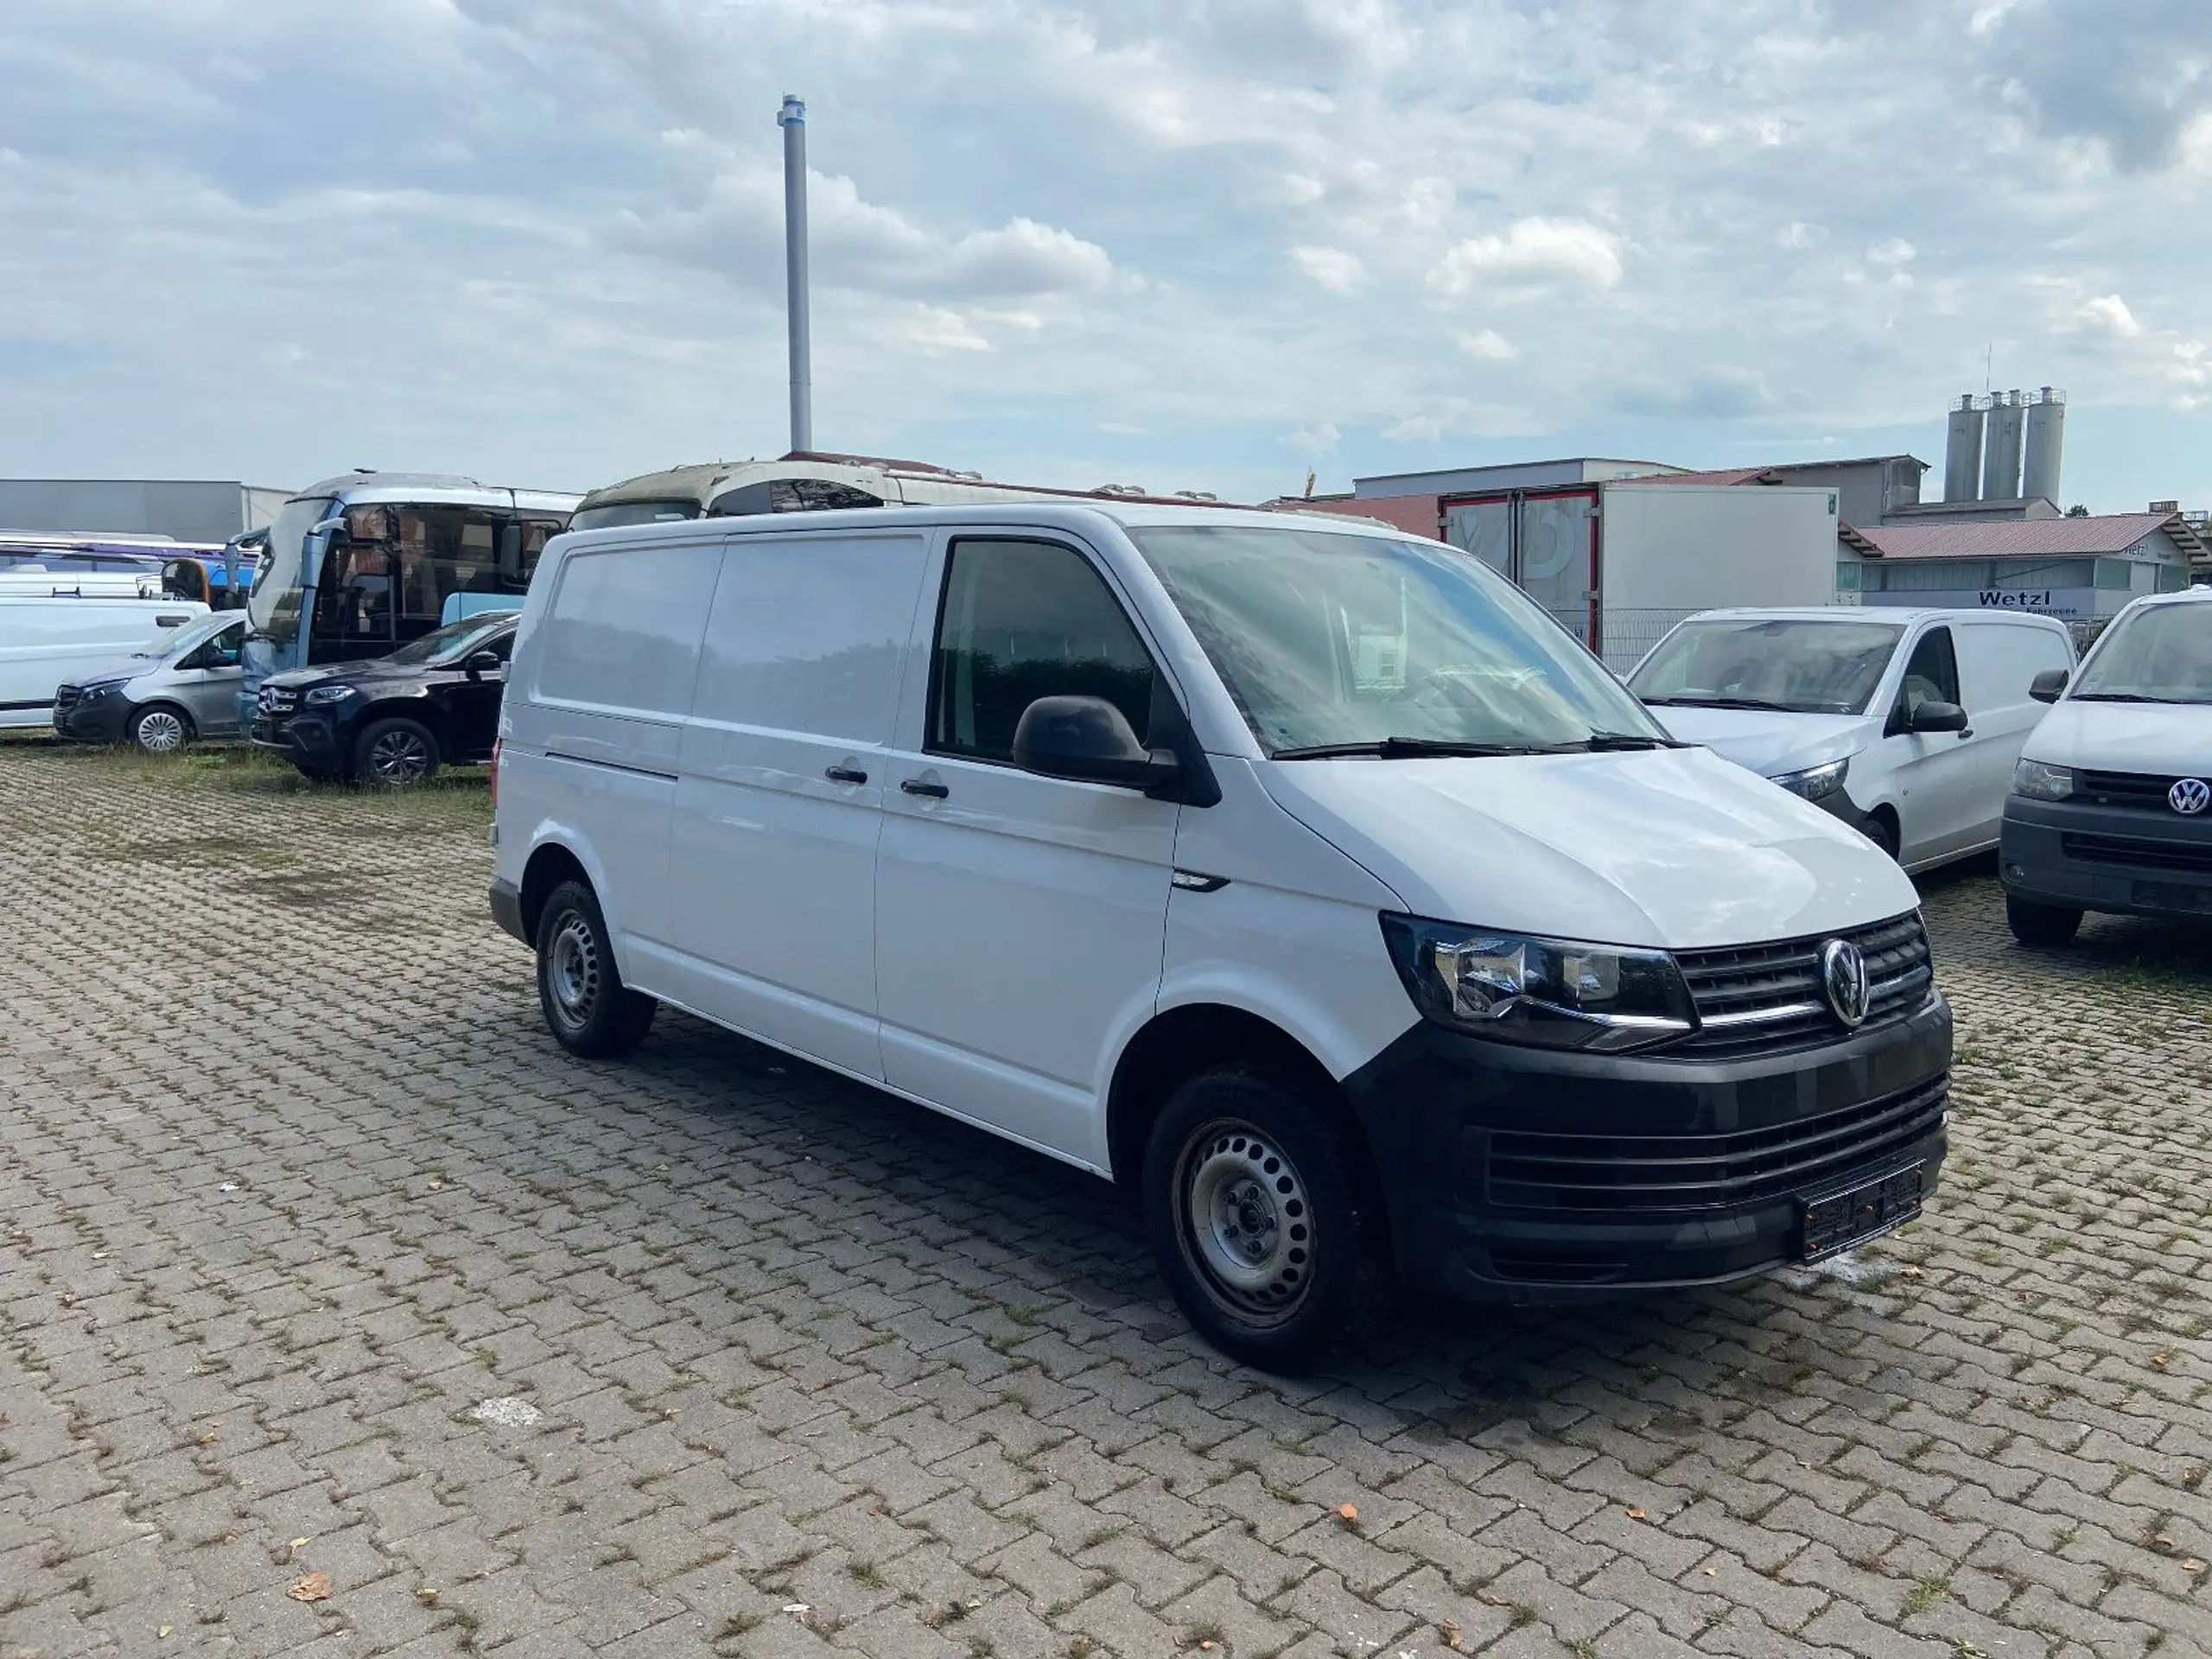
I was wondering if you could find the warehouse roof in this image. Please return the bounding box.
[1840,512,2205,562]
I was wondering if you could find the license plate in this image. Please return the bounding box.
[2132,880,2212,913]
[1802,1163,1923,1262]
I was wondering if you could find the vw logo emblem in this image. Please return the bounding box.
[2171,777,2211,816]
[1820,938,1870,1029]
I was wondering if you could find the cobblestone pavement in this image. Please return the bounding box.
[3,737,2210,1659]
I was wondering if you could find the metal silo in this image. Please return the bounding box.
[1982,390,2024,501]
[1943,395,1986,502]
[2022,386,2067,505]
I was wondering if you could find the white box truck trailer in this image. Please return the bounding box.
[1441,481,1844,668]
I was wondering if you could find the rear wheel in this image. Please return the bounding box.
[535,879,656,1058]
[128,704,192,755]
[1142,1064,1389,1372]
[2006,895,2082,947]
[354,717,440,787]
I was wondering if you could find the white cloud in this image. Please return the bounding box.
[2079,293,2143,337]
[1427,218,1624,297]
[1286,421,1341,457]
[1293,245,1364,291]
[0,0,2206,510]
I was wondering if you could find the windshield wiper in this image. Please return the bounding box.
[1639,695,1799,713]
[1271,732,1676,760]
[2069,691,2177,703]
[1270,737,1554,760]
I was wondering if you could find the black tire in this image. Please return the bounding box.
[1142,1063,1389,1372]
[2007,895,2083,947]
[1863,810,1901,862]
[534,879,656,1058]
[354,716,441,787]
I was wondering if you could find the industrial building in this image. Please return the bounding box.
[0,478,291,544]
[1301,388,2205,645]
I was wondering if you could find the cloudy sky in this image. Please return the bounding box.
[2,0,2207,512]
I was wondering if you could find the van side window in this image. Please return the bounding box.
[929,538,1154,765]
[536,545,721,716]
[1896,626,1961,722]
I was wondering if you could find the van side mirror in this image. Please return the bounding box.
[465,649,503,678]
[1012,695,1179,793]
[1909,699,1969,734]
[2029,667,2069,704]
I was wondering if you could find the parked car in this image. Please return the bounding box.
[486,503,1951,1370]
[251,612,516,785]
[2001,586,2212,943]
[0,579,207,730]
[51,611,249,753]
[1630,607,2075,871]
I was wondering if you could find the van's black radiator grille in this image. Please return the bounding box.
[54,686,82,712]
[2062,833,2212,874]
[1668,912,1931,1058]
[1486,1074,1948,1215]
[2075,770,2187,810]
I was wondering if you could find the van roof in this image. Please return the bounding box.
[1679,606,2070,630]
[550,499,1414,550]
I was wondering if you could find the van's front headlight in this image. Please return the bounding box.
[1379,915,1696,1052]
[1772,757,1849,802]
[2012,760,2074,801]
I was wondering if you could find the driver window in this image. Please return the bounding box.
[929,538,1154,765]
[1896,627,1961,723]
[188,626,245,670]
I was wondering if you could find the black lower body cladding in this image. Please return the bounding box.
[51,697,130,743]
[251,712,343,767]
[2001,797,2212,922]
[1339,994,1953,1302]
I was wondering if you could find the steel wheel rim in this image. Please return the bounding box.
[135,710,186,753]
[1175,1117,1313,1325]
[369,728,430,784]
[547,912,600,1029]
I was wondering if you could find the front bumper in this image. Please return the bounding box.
[250,711,344,765]
[52,694,131,744]
[2001,797,2212,919]
[1340,993,1952,1303]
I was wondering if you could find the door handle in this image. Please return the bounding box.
[824,766,868,785]
[900,778,949,798]
[1956,728,1974,740]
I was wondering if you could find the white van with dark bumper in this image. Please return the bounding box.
[489,505,1952,1368]
[2001,586,2212,943]
[1630,607,2075,870]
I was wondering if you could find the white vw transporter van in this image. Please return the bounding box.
[491,505,1951,1368]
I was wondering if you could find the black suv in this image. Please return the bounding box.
[252,613,516,785]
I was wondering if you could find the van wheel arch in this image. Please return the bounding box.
[1107,1005,1377,1198]
[1865,804,1902,861]
[519,842,590,943]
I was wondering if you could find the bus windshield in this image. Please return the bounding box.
[247,496,336,644]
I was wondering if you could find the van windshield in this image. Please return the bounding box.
[1630,618,1905,715]
[2071,603,2212,704]
[1127,524,1669,756]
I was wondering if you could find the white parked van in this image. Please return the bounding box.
[1630,607,2076,871]
[0,582,210,729]
[490,505,1952,1367]
[2000,586,2212,944]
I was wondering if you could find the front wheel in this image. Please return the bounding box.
[354,717,441,787]
[2006,895,2083,947]
[129,705,192,755]
[535,880,656,1058]
[1142,1064,1389,1372]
